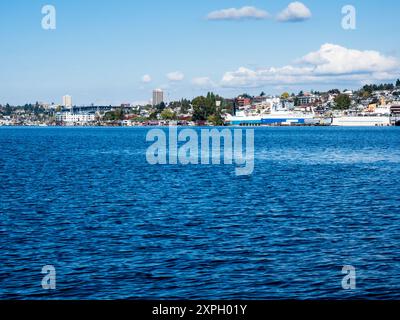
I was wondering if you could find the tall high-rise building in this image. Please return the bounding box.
[152,89,164,106]
[62,95,72,108]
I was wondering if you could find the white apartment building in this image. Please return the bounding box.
[297,95,317,105]
[56,112,96,125]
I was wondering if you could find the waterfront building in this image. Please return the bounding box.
[391,104,400,125]
[236,97,252,107]
[152,89,164,106]
[252,96,268,104]
[56,111,96,125]
[297,94,317,106]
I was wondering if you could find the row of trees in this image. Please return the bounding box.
[191,92,225,125]
[0,103,49,116]
[145,92,227,125]
[103,108,125,121]
[362,83,396,93]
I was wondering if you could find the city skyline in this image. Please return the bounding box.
[1,0,400,105]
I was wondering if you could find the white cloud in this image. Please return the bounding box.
[192,77,216,88]
[141,74,152,83]
[220,44,399,88]
[167,71,185,81]
[131,100,151,106]
[277,2,312,22]
[207,6,270,21]
[299,44,398,74]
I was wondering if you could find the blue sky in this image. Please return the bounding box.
[0,0,399,105]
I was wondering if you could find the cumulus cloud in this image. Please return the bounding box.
[141,74,152,83]
[277,2,312,22]
[192,77,216,88]
[167,71,185,81]
[298,44,398,74]
[207,6,270,21]
[220,44,399,88]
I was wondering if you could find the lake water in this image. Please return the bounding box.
[1,127,400,299]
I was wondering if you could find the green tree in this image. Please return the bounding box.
[207,114,224,126]
[160,109,176,120]
[334,94,352,110]
[156,102,166,112]
[179,99,191,114]
[104,108,124,121]
[192,92,224,123]
[281,92,290,99]
[361,91,371,98]
[240,93,252,99]
[192,96,211,121]
[168,99,191,115]
[328,89,341,95]
[396,79,400,87]
[149,111,159,120]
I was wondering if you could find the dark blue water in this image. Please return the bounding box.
[1,127,400,300]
